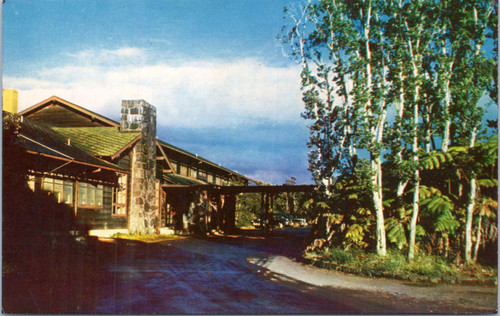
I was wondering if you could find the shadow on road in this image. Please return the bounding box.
[3,228,497,314]
[204,227,313,259]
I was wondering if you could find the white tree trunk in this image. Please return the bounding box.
[465,127,477,264]
[472,214,483,262]
[362,1,386,257]
[408,100,420,261]
[441,79,452,152]
[408,57,420,260]
[440,42,454,152]
[395,70,409,216]
[374,106,387,256]
[408,170,420,260]
[465,177,477,263]
[373,156,386,256]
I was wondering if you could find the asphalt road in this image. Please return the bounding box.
[88,228,497,314]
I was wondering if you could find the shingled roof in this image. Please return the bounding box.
[52,127,141,158]
[162,173,208,186]
[5,113,125,172]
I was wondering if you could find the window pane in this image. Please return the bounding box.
[64,182,73,204]
[54,183,63,203]
[113,175,127,215]
[88,184,96,205]
[197,170,206,180]
[43,178,53,192]
[96,185,103,206]
[27,176,35,192]
[115,187,122,204]
[120,189,126,204]
[180,165,187,176]
[54,183,63,193]
[79,183,87,205]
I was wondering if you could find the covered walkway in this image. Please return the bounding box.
[160,184,316,234]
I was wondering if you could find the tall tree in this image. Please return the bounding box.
[280,0,390,255]
[448,0,496,263]
[395,0,439,261]
[281,0,497,262]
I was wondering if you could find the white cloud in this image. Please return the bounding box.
[65,47,146,64]
[6,47,304,128]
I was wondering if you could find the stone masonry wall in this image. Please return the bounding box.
[121,100,157,234]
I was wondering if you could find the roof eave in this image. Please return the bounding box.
[18,96,120,127]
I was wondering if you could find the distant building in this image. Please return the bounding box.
[3,91,251,235]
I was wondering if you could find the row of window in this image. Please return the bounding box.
[170,161,228,185]
[28,176,127,216]
[33,176,105,207]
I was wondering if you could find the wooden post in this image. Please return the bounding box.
[264,192,271,233]
[215,193,222,232]
[205,190,210,233]
[225,194,236,233]
[260,193,265,229]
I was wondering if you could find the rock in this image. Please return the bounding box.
[442,276,457,284]
[429,276,441,284]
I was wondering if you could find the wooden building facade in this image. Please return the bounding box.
[7,94,250,235]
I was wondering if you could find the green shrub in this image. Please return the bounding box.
[305,247,492,278]
[236,209,255,228]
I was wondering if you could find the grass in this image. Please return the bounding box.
[304,247,497,279]
[111,232,184,243]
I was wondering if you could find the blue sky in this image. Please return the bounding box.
[3,0,313,184]
[3,1,497,185]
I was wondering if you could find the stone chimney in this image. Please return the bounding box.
[121,100,157,234]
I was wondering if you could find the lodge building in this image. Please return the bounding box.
[3,90,251,235]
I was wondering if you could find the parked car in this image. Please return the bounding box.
[273,213,293,227]
[252,218,263,227]
[252,213,291,228]
[291,217,308,227]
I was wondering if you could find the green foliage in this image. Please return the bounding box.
[477,179,498,188]
[304,247,496,278]
[385,218,408,247]
[236,209,255,229]
[307,160,378,250]
[345,223,366,245]
[236,193,261,217]
[421,151,455,170]
[281,0,497,264]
